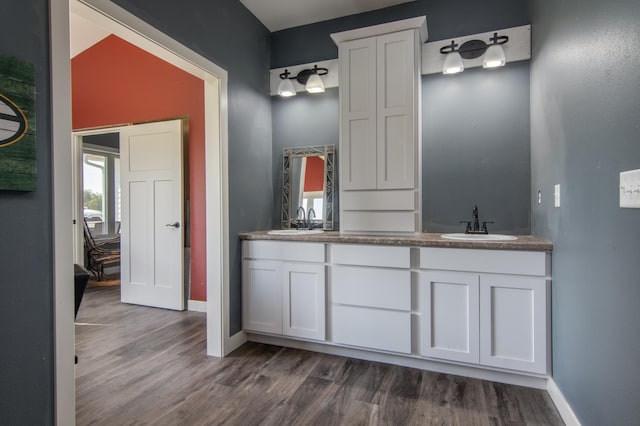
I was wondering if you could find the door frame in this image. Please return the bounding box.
[52,1,234,424]
[72,126,126,266]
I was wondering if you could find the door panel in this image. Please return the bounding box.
[120,119,184,310]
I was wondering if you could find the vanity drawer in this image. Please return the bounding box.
[332,305,411,354]
[243,240,325,263]
[331,266,411,311]
[420,248,547,276]
[330,244,410,268]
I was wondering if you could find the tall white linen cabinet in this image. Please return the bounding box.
[331,17,428,233]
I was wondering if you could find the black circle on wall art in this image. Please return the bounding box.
[0,92,28,148]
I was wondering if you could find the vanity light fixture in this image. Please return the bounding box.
[277,65,329,97]
[277,70,297,97]
[439,32,509,74]
[441,41,464,74]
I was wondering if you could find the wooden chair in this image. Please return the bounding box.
[83,218,120,281]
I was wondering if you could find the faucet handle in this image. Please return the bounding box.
[481,221,494,233]
[460,220,472,233]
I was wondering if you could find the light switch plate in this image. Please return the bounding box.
[620,169,640,208]
[554,184,561,208]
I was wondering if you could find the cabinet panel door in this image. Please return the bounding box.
[282,263,326,341]
[332,305,411,354]
[332,266,411,311]
[480,274,548,374]
[242,260,282,334]
[420,271,480,364]
[340,37,377,190]
[376,30,416,190]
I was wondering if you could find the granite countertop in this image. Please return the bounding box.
[239,231,553,252]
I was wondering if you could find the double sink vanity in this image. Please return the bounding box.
[240,232,552,388]
[240,16,552,389]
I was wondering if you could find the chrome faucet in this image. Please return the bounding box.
[460,205,494,234]
[295,206,317,230]
[296,206,306,229]
[307,208,316,230]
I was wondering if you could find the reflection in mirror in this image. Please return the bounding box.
[281,145,335,230]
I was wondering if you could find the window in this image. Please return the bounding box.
[83,142,120,238]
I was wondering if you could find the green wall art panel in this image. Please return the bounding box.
[0,54,36,191]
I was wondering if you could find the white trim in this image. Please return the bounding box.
[51,1,75,424]
[55,0,231,421]
[226,331,248,355]
[248,333,549,389]
[71,125,128,265]
[330,16,428,45]
[187,300,207,313]
[76,0,230,356]
[548,379,582,426]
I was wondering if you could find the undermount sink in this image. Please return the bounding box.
[441,233,517,241]
[267,229,325,236]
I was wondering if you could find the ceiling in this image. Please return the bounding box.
[70,0,415,57]
[239,0,415,32]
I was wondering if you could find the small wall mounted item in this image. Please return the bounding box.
[0,54,36,191]
[422,25,531,75]
[280,144,335,230]
[270,59,339,96]
[277,65,328,97]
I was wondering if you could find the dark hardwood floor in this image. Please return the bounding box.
[75,286,563,425]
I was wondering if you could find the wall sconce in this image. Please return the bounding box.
[277,65,328,97]
[439,32,509,74]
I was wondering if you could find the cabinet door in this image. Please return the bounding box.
[339,37,377,190]
[332,305,411,354]
[480,274,548,374]
[376,30,417,190]
[282,263,326,340]
[420,271,480,364]
[242,260,282,334]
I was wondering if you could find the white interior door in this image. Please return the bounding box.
[120,119,184,310]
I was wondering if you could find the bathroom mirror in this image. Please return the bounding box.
[281,144,335,230]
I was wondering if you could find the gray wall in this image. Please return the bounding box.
[271,88,340,228]
[0,1,55,424]
[531,0,640,424]
[112,0,273,334]
[271,0,531,233]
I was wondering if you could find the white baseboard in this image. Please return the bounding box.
[187,299,207,313]
[547,379,581,426]
[247,333,549,389]
[224,331,247,356]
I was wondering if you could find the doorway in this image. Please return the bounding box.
[52,1,233,424]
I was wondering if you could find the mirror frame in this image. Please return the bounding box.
[281,144,335,230]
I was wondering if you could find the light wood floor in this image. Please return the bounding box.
[75,286,563,425]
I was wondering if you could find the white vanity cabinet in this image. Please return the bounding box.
[419,248,550,375]
[242,241,326,341]
[331,17,427,233]
[329,244,412,354]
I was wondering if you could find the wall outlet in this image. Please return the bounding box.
[620,169,640,208]
[554,184,561,208]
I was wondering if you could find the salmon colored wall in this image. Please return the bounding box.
[304,156,324,192]
[72,35,207,301]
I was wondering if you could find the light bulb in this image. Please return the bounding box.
[305,74,325,93]
[277,78,296,97]
[483,44,506,68]
[443,52,464,75]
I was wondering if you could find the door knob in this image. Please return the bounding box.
[166,222,180,229]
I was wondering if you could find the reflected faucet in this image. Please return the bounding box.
[296,206,306,229]
[307,208,316,230]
